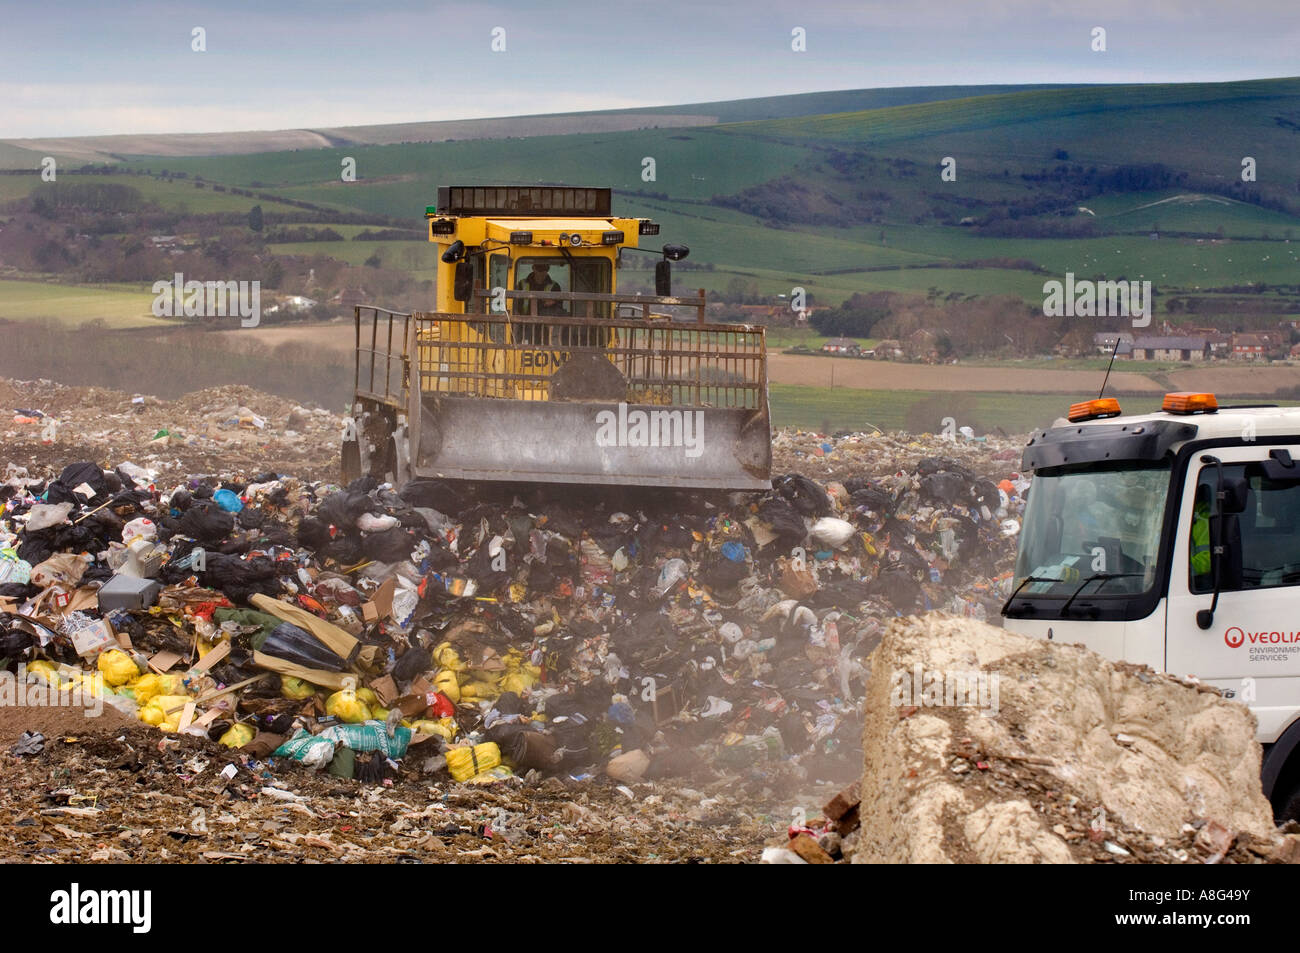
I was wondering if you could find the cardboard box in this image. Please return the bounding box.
[72,620,115,658]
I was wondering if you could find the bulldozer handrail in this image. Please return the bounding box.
[354,306,412,408]
[411,310,766,410]
[472,287,708,322]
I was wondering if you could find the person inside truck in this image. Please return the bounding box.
[1190,482,1212,587]
[516,263,565,317]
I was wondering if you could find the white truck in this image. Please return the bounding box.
[1002,391,1300,822]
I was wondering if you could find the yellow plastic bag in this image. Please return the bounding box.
[459,680,499,702]
[97,649,140,687]
[356,687,380,708]
[446,742,501,782]
[218,723,255,748]
[466,765,514,784]
[139,694,191,730]
[409,717,457,742]
[280,676,316,700]
[433,643,465,671]
[131,673,185,706]
[499,670,538,695]
[325,690,371,724]
[433,669,460,703]
[65,672,108,698]
[26,660,59,686]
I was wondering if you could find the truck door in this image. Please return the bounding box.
[1165,445,1300,743]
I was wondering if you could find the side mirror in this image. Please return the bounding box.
[1220,476,1249,514]
[453,262,474,302]
[441,240,465,264]
[662,243,689,261]
[655,260,671,296]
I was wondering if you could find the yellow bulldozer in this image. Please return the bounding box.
[343,185,771,490]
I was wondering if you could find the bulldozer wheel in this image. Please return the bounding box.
[341,439,362,484]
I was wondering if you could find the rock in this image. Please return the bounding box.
[853,614,1276,864]
[788,832,834,864]
[605,748,651,784]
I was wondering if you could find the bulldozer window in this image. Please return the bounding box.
[489,254,509,310]
[515,257,612,319]
[464,253,488,313]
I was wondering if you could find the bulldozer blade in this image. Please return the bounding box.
[412,395,771,490]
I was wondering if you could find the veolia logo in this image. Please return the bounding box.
[1225,627,1246,648]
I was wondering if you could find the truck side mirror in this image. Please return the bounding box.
[655,260,671,297]
[1220,476,1249,514]
[453,262,473,303]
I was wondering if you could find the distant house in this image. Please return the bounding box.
[904,328,940,363]
[265,295,318,316]
[1206,333,1232,357]
[1128,336,1208,361]
[1093,331,1134,355]
[872,339,904,361]
[1231,332,1277,360]
[820,337,860,356]
[332,288,369,310]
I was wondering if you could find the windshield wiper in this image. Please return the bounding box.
[1060,572,1142,617]
[1000,575,1062,617]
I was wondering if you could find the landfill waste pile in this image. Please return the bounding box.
[782,613,1300,866]
[0,379,342,482]
[0,379,1032,862]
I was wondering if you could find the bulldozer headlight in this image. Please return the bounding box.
[429,219,456,236]
[510,231,533,244]
[602,230,624,245]
[638,221,659,236]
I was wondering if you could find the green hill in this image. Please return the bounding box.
[7,78,1300,311]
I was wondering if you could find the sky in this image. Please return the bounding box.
[3,0,1300,138]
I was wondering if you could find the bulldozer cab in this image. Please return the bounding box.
[345,185,771,491]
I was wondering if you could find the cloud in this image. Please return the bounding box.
[3,0,1300,137]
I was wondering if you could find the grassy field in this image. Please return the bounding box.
[0,279,170,328]
[770,383,1167,434]
[0,173,311,215]
[8,78,1300,328]
[51,77,1291,309]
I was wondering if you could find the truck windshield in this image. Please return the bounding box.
[1014,460,1172,598]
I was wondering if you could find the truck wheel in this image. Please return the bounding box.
[1274,766,1300,825]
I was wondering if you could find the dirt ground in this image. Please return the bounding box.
[0,706,812,863]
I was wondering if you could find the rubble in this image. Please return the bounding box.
[849,614,1296,864]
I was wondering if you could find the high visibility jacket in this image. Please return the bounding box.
[1191,502,1211,575]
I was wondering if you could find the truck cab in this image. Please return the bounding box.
[1003,392,1300,821]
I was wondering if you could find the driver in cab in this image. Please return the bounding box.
[516,263,565,317]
